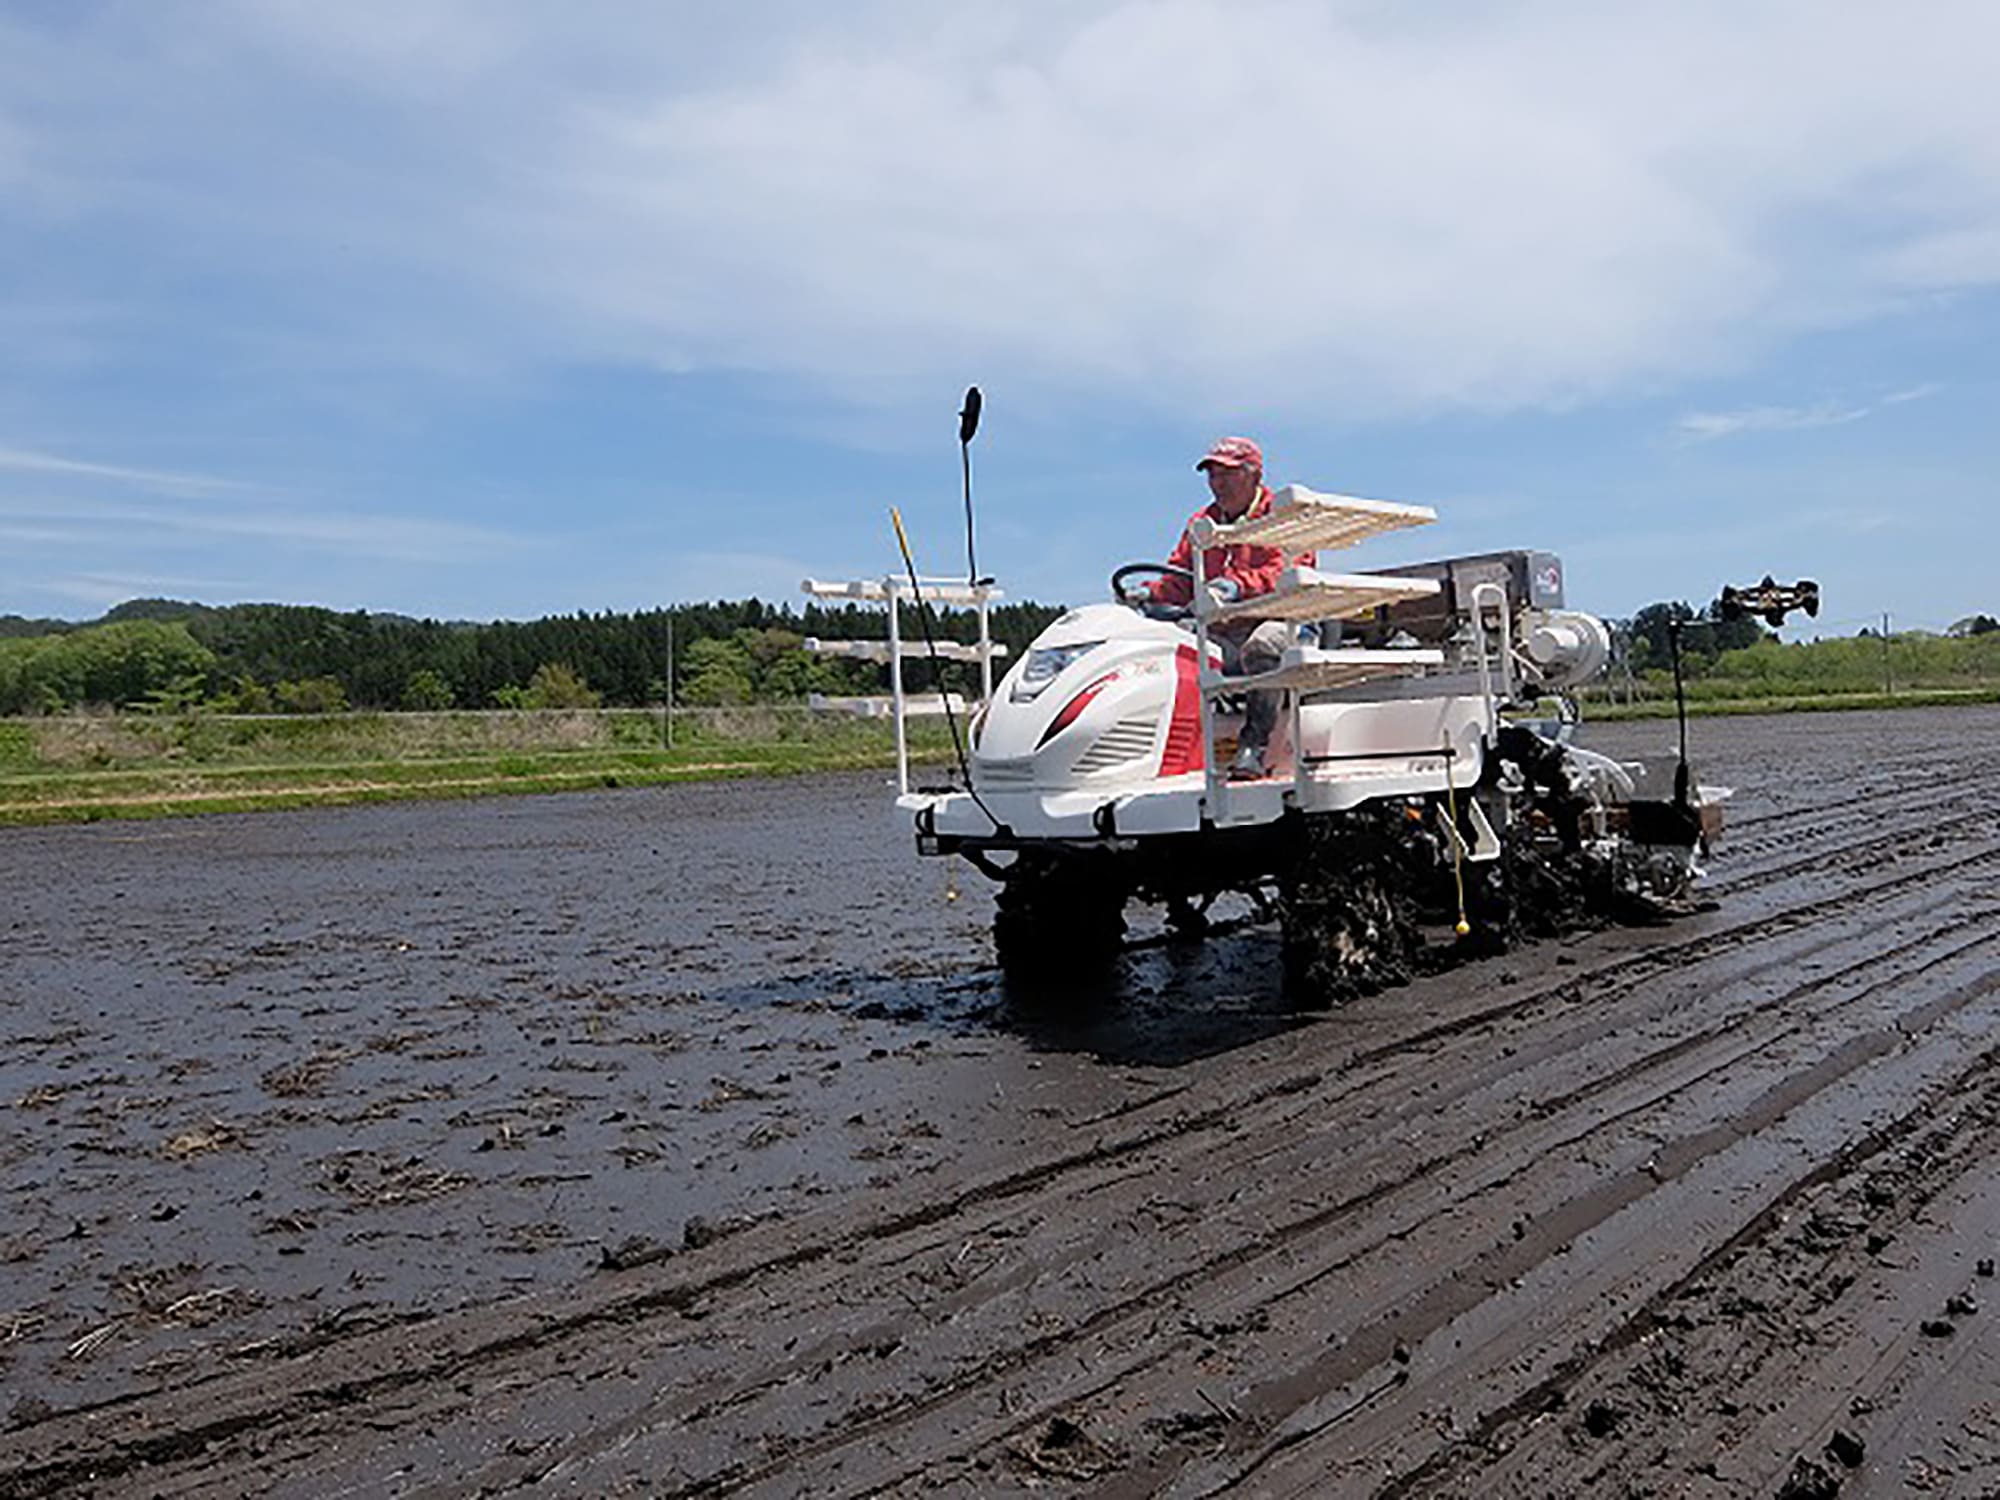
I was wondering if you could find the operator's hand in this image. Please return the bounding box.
[1206,577,1241,609]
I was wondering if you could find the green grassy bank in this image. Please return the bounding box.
[2,684,1995,827]
[0,708,954,825]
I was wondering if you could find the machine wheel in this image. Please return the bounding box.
[993,852,1128,974]
[1278,811,1424,1006]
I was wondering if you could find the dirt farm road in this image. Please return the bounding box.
[3,707,1999,1496]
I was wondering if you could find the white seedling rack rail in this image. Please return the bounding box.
[800,575,1007,794]
[1188,485,1447,811]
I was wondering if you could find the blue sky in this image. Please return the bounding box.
[2,1,1994,637]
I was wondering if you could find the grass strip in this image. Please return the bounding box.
[0,749,805,800]
[0,746,940,826]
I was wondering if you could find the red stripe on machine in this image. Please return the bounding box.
[1036,672,1119,748]
[1159,645,1204,776]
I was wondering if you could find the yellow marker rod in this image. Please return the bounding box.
[1443,739,1471,936]
[890,507,915,568]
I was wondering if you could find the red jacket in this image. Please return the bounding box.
[1150,484,1312,605]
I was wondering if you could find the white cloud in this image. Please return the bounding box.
[1881,383,1941,405]
[0,492,518,564]
[1674,401,1871,443]
[0,440,519,570]
[1673,378,1940,442]
[6,2,2000,422]
[0,445,260,497]
[136,504,517,562]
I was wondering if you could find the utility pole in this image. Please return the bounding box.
[665,610,675,750]
[1881,611,1893,697]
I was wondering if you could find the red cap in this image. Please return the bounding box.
[1196,436,1263,471]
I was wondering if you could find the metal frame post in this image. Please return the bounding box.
[887,578,909,795]
[1469,581,1514,737]
[1668,615,1691,807]
[977,589,994,704]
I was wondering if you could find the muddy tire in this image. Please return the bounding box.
[992,852,1128,975]
[1278,812,1423,1007]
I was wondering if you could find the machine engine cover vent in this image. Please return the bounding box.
[1072,713,1160,775]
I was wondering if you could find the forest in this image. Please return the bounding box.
[0,597,1065,715]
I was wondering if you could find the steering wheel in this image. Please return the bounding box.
[1110,562,1193,612]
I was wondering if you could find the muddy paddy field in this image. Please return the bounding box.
[3,705,1998,1497]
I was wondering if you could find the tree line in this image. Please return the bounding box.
[0,597,1067,715]
[1,592,1991,716]
[1621,599,1999,671]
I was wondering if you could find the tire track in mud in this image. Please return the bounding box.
[1717,749,1987,832]
[1714,780,1989,872]
[630,890,2000,1497]
[1721,748,1987,811]
[4,718,2000,1497]
[641,896,1997,1496]
[1334,1050,2000,1500]
[1424,1058,2000,1497]
[1704,800,1984,880]
[1166,964,2000,1496]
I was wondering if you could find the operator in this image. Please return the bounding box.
[1145,436,1308,780]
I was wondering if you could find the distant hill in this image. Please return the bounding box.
[100,597,215,624]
